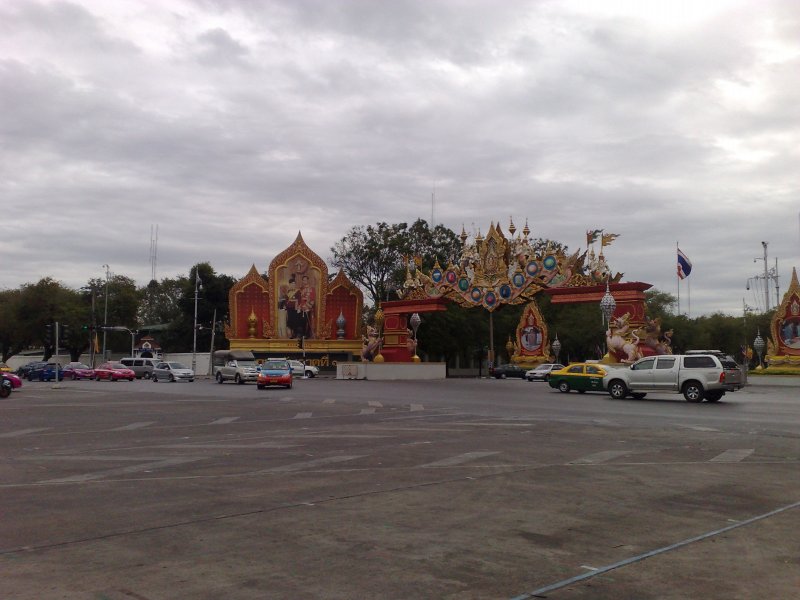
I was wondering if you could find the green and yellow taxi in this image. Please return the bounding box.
[548,362,609,394]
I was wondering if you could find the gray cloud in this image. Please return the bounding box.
[0,0,798,317]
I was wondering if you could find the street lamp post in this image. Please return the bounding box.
[753,329,765,370]
[102,264,110,361]
[551,335,561,363]
[192,272,202,374]
[409,312,421,362]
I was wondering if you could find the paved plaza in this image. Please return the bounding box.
[2,377,799,599]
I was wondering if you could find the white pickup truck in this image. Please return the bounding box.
[603,353,745,402]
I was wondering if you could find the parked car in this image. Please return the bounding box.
[119,357,161,379]
[2,372,22,390]
[548,363,609,393]
[94,362,136,381]
[287,359,319,378]
[17,361,46,378]
[152,362,194,383]
[489,364,527,379]
[257,359,293,389]
[27,362,64,382]
[63,362,96,380]
[525,363,565,382]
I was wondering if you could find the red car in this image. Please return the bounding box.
[63,362,96,380]
[2,372,22,389]
[94,362,135,381]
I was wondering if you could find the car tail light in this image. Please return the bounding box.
[719,372,725,383]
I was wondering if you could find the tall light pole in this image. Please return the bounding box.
[102,264,110,360]
[192,271,202,373]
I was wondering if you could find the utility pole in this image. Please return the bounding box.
[192,271,202,374]
[749,242,779,312]
[102,264,110,360]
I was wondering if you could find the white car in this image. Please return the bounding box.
[525,363,565,382]
[152,362,195,383]
[288,360,319,378]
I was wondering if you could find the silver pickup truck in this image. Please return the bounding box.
[603,353,745,402]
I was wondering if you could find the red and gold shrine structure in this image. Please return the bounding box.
[765,267,800,372]
[225,233,364,365]
[378,222,667,367]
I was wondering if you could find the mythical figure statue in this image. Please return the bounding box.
[361,326,383,362]
[606,313,643,363]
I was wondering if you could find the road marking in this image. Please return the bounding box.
[709,449,754,462]
[570,450,631,464]
[422,451,499,467]
[210,417,240,425]
[368,401,383,408]
[112,422,155,431]
[322,398,336,404]
[0,428,51,438]
[161,442,298,449]
[679,425,719,432]
[258,455,364,473]
[40,457,204,483]
[410,403,424,411]
[294,412,312,419]
[511,499,800,600]
[359,408,376,415]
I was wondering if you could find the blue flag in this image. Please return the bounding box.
[677,248,692,279]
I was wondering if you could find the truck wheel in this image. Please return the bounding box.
[216,372,224,384]
[608,380,628,399]
[558,381,570,393]
[705,390,723,402]
[143,372,151,379]
[683,381,704,402]
[631,392,647,400]
[257,384,265,390]
[235,374,243,384]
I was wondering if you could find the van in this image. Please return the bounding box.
[212,350,259,384]
[119,357,161,379]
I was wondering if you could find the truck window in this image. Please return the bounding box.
[632,358,655,370]
[684,356,715,368]
[655,357,676,369]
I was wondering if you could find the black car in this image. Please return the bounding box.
[489,364,527,379]
[17,361,46,378]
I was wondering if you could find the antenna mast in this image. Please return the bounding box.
[149,224,159,283]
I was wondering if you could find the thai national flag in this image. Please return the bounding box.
[677,248,692,279]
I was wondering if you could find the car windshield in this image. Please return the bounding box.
[71,363,90,369]
[238,361,257,367]
[265,361,289,370]
[167,362,188,369]
[110,363,126,369]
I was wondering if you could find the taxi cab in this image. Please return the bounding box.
[257,359,293,389]
[548,362,608,394]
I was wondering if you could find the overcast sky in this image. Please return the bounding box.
[1,0,798,317]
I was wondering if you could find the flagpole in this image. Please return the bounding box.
[676,241,680,315]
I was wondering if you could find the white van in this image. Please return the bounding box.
[119,357,161,379]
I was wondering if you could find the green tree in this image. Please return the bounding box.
[331,219,462,308]
[157,263,235,353]
[138,277,186,327]
[0,289,25,361]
